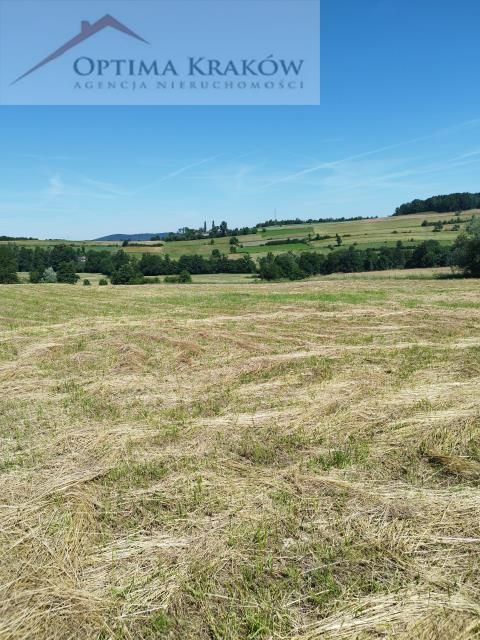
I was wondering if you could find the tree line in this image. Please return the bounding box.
[0,235,38,241]
[257,215,377,227]
[394,193,480,216]
[0,244,257,285]
[84,248,256,282]
[257,240,452,280]
[421,216,470,228]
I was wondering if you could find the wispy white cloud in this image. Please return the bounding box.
[78,176,129,197]
[13,154,225,205]
[129,154,223,195]
[455,149,480,160]
[46,173,65,197]
[73,155,225,198]
[259,138,428,190]
[260,118,480,191]
[17,153,78,162]
[300,151,480,208]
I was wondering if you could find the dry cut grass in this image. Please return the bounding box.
[0,274,480,639]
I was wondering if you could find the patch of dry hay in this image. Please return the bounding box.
[1,276,480,638]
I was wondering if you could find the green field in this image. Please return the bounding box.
[239,242,310,254]
[2,210,476,261]
[1,271,480,639]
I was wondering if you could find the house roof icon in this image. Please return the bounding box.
[12,14,149,84]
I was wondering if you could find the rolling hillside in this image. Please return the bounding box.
[88,209,478,259]
[1,209,477,261]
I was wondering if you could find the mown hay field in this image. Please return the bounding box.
[1,272,480,639]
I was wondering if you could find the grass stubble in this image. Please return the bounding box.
[0,272,479,639]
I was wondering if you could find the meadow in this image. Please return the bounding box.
[1,270,479,639]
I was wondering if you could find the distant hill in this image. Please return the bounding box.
[94,233,171,241]
[394,192,480,216]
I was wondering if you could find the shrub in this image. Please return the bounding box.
[83,279,91,286]
[164,270,192,284]
[264,238,308,247]
[41,267,57,283]
[178,270,192,283]
[452,217,480,277]
[99,278,109,286]
[110,262,144,285]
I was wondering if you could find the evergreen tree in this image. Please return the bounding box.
[219,221,228,237]
[57,261,80,284]
[50,245,78,270]
[0,245,18,283]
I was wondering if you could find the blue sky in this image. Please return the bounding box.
[2,0,480,239]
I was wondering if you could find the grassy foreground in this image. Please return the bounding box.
[1,273,480,639]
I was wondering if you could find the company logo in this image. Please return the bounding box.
[12,14,148,84]
[0,0,320,106]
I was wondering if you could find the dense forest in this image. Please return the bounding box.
[394,192,480,216]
